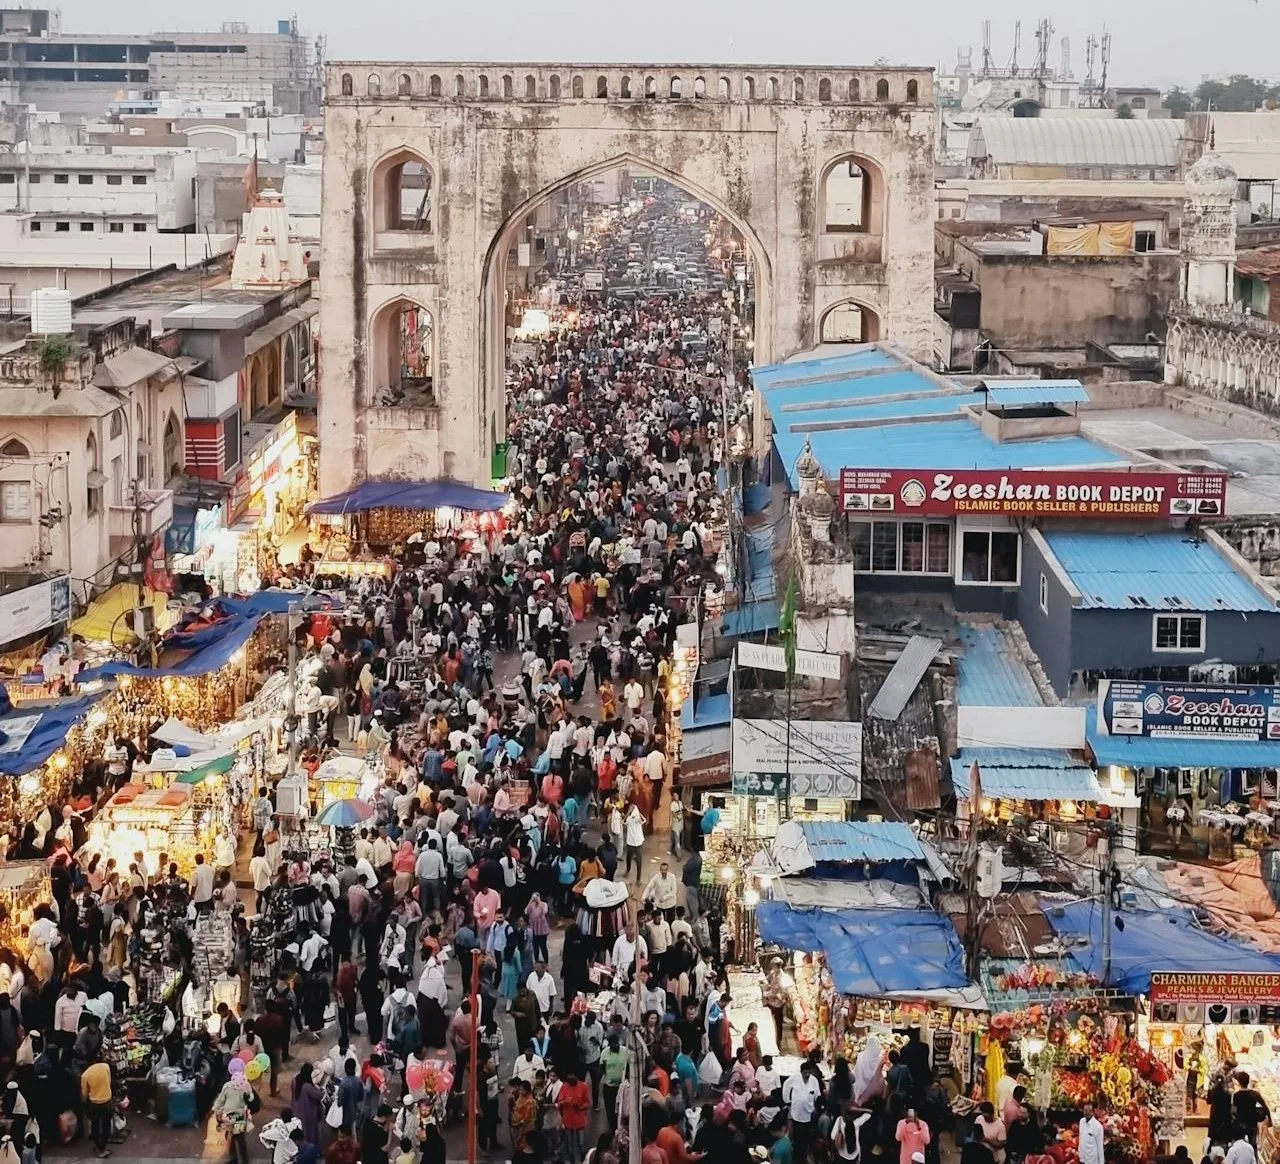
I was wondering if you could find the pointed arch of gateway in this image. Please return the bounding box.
[477,151,776,456]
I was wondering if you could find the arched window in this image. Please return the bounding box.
[85,431,100,514]
[478,75,489,98]
[284,335,296,393]
[367,73,380,97]
[670,76,682,98]
[645,76,656,99]
[821,302,878,343]
[370,299,435,408]
[1131,96,1147,109]
[876,77,889,100]
[719,76,730,100]
[768,77,779,100]
[793,76,804,101]
[371,148,433,233]
[429,74,441,97]
[823,156,878,233]
[340,73,353,97]
[744,76,756,100]
[571,75,583,98]
[620,75,632,99]
[819,77,831,102]
[849,77,861,101]
[906,78,918,103]
[503,75,513,98]
[163,412,181,480]
[550,75,561,99]
[455,74,465,97]
[693,76,706,99]
[525,75,536,99]
[0,437,28,457]
[397,73,412,97]
[596,75,608,98]
[108,409,123,439]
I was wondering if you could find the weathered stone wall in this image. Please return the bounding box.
[1165,302,1280,419]
[318,62,936,494]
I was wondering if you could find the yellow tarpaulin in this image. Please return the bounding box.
[1097,220,1135,255]
[71,583,174,645]
[1045,223,1100,255]
[1045,221,1136,256]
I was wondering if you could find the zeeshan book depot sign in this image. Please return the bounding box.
[839,468,1228,519]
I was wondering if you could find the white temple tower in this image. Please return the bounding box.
[1181,152,1239,308]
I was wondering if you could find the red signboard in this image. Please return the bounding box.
[839,468,1227,519]
[1149,973,1280,1005]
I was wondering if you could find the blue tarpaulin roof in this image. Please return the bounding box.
[756,901,969,995]
[0,693,109,775]
[1086,706,1280,768]
[84,613,261,679]
[717,601,779,637]
[306,479,507,515]
[681,692,731,729]
[1043,900,1280,993]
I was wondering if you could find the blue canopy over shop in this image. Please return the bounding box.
[0,693,110,775]
[1042,899,1280,993]
[305,479,507,516]
[755,900,969,995]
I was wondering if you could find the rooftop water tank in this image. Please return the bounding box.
[30,287,72,336]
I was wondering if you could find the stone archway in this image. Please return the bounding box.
[477,152,776,461]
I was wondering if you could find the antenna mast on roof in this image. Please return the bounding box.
[1099,30,1111,102]
[981,20,992,78]
[1009,20,1021,75]
[1060,36,1072,81]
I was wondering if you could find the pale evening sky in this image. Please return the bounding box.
[46,0,1280,91]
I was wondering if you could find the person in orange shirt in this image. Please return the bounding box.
[655,1117,705,1164]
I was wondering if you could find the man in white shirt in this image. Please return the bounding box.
[510,1047,545,1085]
[624,804,646,882]
[643,861,679,920]
[528,960,557,1018]
[192,853,215,913]
[755,1055,781,1097]
[782,1062,822,1162]
[1226,1139,1257,1164]
[643,746,666,786]
[1077,1102,1105,1164]
[299,928,328,972]
[53,982,87,1051]
[610,923,647,980]
[623,678,644,721]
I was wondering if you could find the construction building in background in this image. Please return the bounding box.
[0,9,320,117]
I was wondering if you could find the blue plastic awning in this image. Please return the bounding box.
[984,381,1089,407]
[681,691,731,729]
[306,479,507,516]
[1086,707,1280,768]
[950,754,1104,801]
[718,601,780,637]
[755,901,969,996]
[1042,900,1280,993]
[0,693,110,775]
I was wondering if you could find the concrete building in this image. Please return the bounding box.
[0,312,180,602]
[0,147,199,234]
[0,213,235,304]
[0,9,318,118]
[318,61,937,496]
[85,107,306,164]
[934,218,1181,373]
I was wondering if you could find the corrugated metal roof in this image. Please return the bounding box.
[867,635,942,720]
[1042,530,1275,612]
[798,820,925,863]
[751,345,902,390]
[773,420,1122,489]
[954,624,1045,708]
[970,116,1183,168]
[985,380,1090,407]
[950,756,1104,801]
[1086,706,1280,767]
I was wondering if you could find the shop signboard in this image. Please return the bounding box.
[838,467,1228,519]
[1096,679,1280,741]
[0,575,70,648]
[731,718,862,799]
[736,641,843,680]
[1150,972,1280,1022]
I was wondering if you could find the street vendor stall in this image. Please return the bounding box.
[89,782,208,875]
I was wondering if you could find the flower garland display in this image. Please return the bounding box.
[994,964,1100,993]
